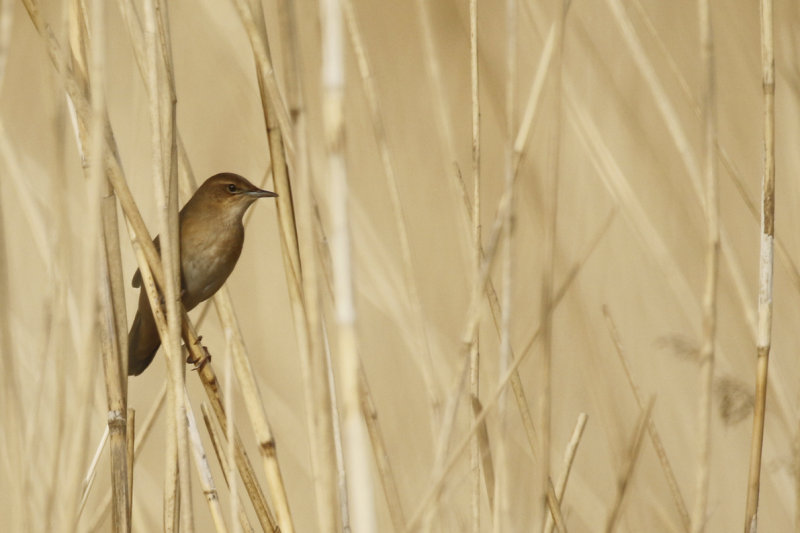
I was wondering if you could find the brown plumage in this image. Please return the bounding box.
[127,173,277,376]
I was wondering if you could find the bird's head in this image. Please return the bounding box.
[187,173,278,225]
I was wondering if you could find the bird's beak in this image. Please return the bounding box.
[245,188,278,198]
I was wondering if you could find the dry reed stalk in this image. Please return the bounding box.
[0,130,21,504]
[413,0,470,236]
[493,0,517,530]
[468,0,481,529]
[99,243,131,533]
[200,402,256,533]
[631,0,800,316]
[744,1,775,530]
[544,413,588,533]
[185,328,278,532]
[225,0,294,156]
[143,0,193,530]
[86,383,167,530]
[321,324,351,531]
[234,2,340,530]
[80,427,109,516]
[406,208,615,532]
[113,9,290,527]
[0,122,35,533]
[211,289,296,533]
[50,1,110,530]
[485,9,571,473]
[184,390,229,533]
[341,0,441,426]
[358,363,406,531]
[602,306,690,529]
[470,398,494,513]
[533,2,567,530]
[321,0,377,530]
[605,0,757,366]
[604,398,654,533]
[420,173,515,533]
[691,1,719,531]
[126,409,134,524]
[0,0,12,87]
[65,2,132,529]
[223,329,240,533]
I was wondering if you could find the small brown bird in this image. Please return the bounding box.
[128,173,277,376]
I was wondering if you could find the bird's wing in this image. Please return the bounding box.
[131,236,161,288]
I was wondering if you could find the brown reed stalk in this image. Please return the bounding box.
[744,1,775,530]
[468,0,481,529]
[605,398,654,533]
[602,306,690,529]
[692,1,719,531]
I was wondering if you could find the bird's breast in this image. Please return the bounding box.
[180,222,244,309]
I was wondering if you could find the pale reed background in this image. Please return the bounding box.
[1,0,799,531]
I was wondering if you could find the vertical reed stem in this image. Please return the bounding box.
[691,0,719,531]
[744,0,775,531]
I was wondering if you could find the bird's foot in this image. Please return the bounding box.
[189,340,211,372]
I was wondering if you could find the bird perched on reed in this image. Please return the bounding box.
[127,173,277,376]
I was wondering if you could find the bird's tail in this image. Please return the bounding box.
[128,308,161,376]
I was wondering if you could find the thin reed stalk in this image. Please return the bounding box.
[126,409,134,524]
[142,1,193,530]
[544,413,588,533]
[211,288,296,533]
[406,208,616,532]
[605,399,654,533]
[493,0,517,530]
[233,2,339,529]
[200,402,256,533]
[341,0,441,426]
[602,307,690,528]
[321,0,376,530]
[744,1,775,530]
[468,0,481,530]
[184,393,229,533]
[691,1,719,531]
[86,383,167,530]
[534,1,567,530]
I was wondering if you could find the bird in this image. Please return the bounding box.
[127,172,277,376]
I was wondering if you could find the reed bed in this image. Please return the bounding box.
[1,1,799,532]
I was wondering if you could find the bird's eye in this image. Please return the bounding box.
[227,184,237,193]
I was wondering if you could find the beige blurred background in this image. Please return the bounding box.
[2,0,800,531]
